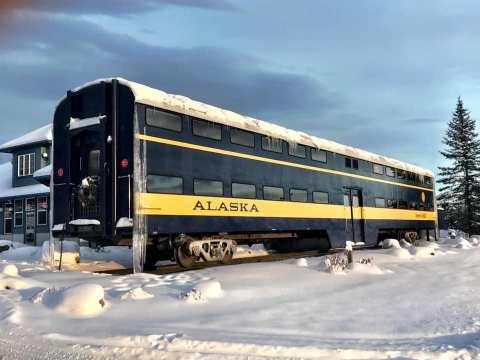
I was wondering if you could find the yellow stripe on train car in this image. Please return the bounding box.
[136,193,437,221]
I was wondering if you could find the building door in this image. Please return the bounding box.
[25,198,36,244]
[343,188,365,244]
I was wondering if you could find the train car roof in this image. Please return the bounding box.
[69,77,433,177]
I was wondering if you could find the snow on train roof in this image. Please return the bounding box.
[72,78,433,177]
[0,124,52,152]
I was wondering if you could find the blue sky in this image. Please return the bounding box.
[1,0,479,172]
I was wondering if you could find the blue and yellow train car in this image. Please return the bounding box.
[52,78,437,267]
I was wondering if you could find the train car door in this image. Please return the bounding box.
[343,188,365,244]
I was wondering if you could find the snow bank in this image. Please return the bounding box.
[120,287,154,300]
[382,239,401,249]
[455,239,473,249]
[182,281,223,303]
[399,239,412,248]
[41,241,80,265]
[0,245,41,262]
[350,262,384,275]
[1,264,19,277]
[410,246,436,257]
[37,284,106,317]
[389,247,413,259]
[296,258,308,267]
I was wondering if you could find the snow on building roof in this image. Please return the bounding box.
[0,162,49,199]
[0,124,52,152]
[69,78,433,177]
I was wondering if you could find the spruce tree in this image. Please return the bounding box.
[438,97,480,234]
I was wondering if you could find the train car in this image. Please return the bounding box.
[51,78,437,268]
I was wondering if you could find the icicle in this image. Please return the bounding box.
[132,109,147,273]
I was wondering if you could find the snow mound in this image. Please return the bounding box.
[38,284,106,317]
[0,273,43,290]
[350,262,384,275]
[382,239,401,249]
[2,264,19,277]
[182,281,223,303]
[296,258,308,267]
[120,287,154,300]
[414,240,439,249]
[455,239,473,249]
[410,246,436,257]
[0,246,41,262]
[41,241,80,265]
[389,247,413,259]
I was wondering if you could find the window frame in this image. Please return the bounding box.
[289,188,308,202]
[36,197,48,226]
[311,148,327,163]
[230,128,255,148]
[146,174,184,194]
[17,153,35,177]
[14,199,23,227]
[261,136,283,153]
[192,118,222,141]
[373,164,385,175]
[262,185,285,201]
[145,107,183,132]
[313,191,329,204]
[193,178,224,197]
[231,182,256,199]
[288,143,306,158]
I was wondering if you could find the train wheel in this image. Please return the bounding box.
[175,245,195,268]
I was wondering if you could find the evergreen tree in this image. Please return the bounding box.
[438,97,480,234]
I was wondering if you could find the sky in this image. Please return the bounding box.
[0,0,479,173]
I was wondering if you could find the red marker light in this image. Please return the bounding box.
[57,168,64,177]
[121,159,128,168]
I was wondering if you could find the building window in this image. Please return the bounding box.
[147,175,183,194]
[230,128,255,148]
[4,202,13,234]
[261,136,283,153]
[373,164,385,175]
[311,148,327,163]
[37,197,48,226]
[194,179,223,196]
[263,186,284,200]
[288,144,306,158]
[290,189,307,202]
[313,191,329,204]
[192,118,222,140]
[345,157,358,170]
[232,183,256,199]
[385,166,395,177]
[146,108,182,132]
[14,200,23,227]
[88,150,101,176]
[40,146,50,168]
[375,197,386,208]
[17,153,35,177]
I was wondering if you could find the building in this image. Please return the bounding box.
[0,124,52,245]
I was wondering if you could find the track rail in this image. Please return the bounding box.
[97,248,346,276]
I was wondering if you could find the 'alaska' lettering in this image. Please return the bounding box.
[193,200,259,213]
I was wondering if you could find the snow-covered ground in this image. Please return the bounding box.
[0,236,479,359]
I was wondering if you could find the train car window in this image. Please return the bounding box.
[345,157,352,168]
[313,191,329,204]
[288,144,306,158]
[387,199,397,208]
[230,128,255,148]
[261,136,283,153]
[418,175,425,184]
[146,108,182,132]
[373,164,385,175]
[232,183,256,199]
[290,189,307,202]
[263,186,284,200]
[375,197,386,208]
[352,159,359,170]
[147,175,183,194]
[424,176,432,185]
[407,172,416,182]
[311,148,327,163]
[385,166,395,177]
[192,118,222,140]
[397,200,407,209]
[396,169,407,179]
[194,179,223,196]
[88,150,101,176]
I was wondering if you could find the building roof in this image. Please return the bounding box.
[0,162,49,199]
[0,124,52,153]
[68,78,433,177]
